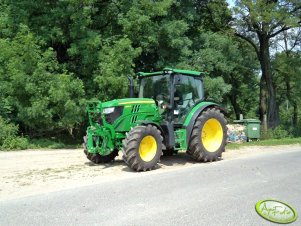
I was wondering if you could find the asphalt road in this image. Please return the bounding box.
[1,148,301,226]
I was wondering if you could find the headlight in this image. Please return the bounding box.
[103,107,115,114]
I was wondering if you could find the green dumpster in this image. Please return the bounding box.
[234,119,261,141]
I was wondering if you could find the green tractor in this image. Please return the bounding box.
[83,68,227,171]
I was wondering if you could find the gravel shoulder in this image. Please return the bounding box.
[1,144,300,201]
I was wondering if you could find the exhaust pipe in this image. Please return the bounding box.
[127,76,134,98]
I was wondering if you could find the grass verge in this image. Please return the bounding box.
[227,137,301,150]
[0,138,81,151]
[28,139,81,150]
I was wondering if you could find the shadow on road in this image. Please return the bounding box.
[84,151,220,172]
[161,152,195,166]
[119,152,209,173]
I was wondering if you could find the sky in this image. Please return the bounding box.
[226,0,235,8]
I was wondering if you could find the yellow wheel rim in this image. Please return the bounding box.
[139,135,157,162]
[201,118,223,152]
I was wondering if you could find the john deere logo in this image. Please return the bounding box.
[255,199,298,224]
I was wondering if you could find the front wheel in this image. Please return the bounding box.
[187,108,227,162]
[122,125,163,171]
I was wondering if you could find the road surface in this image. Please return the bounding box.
[1,147,300,225]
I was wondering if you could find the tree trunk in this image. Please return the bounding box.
[258,34,280,129]
[259,76,268,132]
[228,91,241,120]
[227,74,242,120]
[293,102,298,126]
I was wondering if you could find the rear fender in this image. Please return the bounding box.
[185,103,227,147]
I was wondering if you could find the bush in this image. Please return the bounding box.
[292,124,301,137]
[1,136,29,150]
[0,116,29,150]
[267,126,291,139]
[0,117,19,144]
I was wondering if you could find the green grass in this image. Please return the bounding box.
[3,136,301,151]
[0,138,81,151]
[227,137,301,150]
[28,138,81,149]
[28,137,301,150]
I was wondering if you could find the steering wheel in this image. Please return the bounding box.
[155,94,169,110]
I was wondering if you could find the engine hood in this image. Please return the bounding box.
[102,98,155,108]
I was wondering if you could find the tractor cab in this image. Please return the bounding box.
[137,68,205,124]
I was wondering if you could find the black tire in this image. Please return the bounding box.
[187,108,227,162]
[83,136,118,164]
[122,125,163,171]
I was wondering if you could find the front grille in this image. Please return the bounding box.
[104,106,124,124]
[131,105,141,113]
[131,115,138,123]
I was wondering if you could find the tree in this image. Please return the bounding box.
[273,51,301,128]
[179,31,259,119]
[272,25,301,132]
[94,38,141,100]
[0,0,268,142]
[0,25,85,137]
[233,0,301,129]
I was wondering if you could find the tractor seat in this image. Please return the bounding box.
[179,92,194,108]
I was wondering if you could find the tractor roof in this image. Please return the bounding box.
[137,68,206,77]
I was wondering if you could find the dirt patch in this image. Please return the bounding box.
[0,144,300,201]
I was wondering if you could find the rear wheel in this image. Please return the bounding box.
[187,108,227,162]
[83,136,118,164]
[122,125,163,171]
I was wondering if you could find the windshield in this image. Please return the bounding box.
[139,75,170,99]
[174,74,204,102]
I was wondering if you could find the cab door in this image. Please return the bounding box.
[172,74,204,125]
